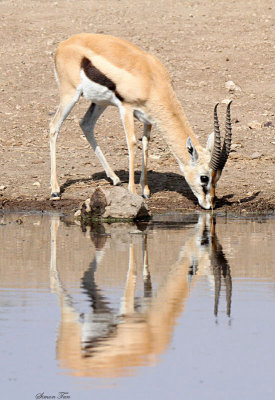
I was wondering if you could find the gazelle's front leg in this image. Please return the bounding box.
[80,103,121,186]
[142,234,152,299]
[119,104,136,194]
[119,243,137,315]
[49,89,82,199]
[140,123,152,198]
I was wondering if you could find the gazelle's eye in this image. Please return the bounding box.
[200,175,209,185]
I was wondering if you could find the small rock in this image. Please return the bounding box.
[263,121,273,128]
[33,182,41,187]
[151,155,160,160]
[231,143,242,150]
[0,185,7,191]
[250,152,262,160]
[248,121,262,130]
[265,179,273,184]
[225,80,241,92]
[221,98,233,105]
[74,210,81,218]
[86,187,108,216]
[80,187,150,221]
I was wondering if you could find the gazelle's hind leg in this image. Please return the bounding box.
[80,103,121,186]
[140,123,152,198]
[119,104,136,194]
[49,87,82,199]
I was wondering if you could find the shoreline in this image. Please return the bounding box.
[1,195,274,219]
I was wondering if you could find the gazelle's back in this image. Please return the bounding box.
[55,33,171,99]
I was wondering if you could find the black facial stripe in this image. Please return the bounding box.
[81,57,124,102]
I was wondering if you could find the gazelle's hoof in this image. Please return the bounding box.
[142,186,150,199]
[112,177,121,186]
[50,192,61,200]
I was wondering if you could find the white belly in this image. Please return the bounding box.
[80,70,121,106]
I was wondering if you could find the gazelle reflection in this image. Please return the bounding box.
[50,214,231,377]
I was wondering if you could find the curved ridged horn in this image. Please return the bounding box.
[218,101,233,171]
[209,103,222,171]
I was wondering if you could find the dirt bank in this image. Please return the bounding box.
[0,0,274,216]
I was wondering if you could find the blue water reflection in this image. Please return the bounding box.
[0,213,274,399]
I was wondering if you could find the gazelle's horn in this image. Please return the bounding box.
[209,103,222,171]
[218,101,233,171]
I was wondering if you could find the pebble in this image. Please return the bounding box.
[0,185,7,190]
[33,182,41,187]
[250,152,262,160]
[222,98,232,105]
[225,80,241,92]
[231,143,243,150]
[263,121,273,128]
[248,121,262,130]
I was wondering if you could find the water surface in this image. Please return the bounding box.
[0,213,274,399]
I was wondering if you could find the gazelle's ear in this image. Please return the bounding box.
[186,137,198,163]
[206,131,215,153]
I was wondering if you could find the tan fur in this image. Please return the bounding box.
[50,33,218,208]
[50,215,230,377]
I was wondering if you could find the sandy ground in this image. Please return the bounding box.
[0,0,274,215]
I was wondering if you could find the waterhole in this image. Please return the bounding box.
[0,213,274,400]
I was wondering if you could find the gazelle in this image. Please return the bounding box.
[50,214,231,377]
[50,33,233,209]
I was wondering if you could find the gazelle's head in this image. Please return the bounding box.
[184,102,232,210]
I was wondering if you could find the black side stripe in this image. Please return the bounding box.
[81,57,124,102]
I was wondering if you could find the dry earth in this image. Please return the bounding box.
[0,0,274,215]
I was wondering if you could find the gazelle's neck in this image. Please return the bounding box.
[148,88,201,165]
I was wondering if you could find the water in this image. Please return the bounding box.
[0,212,274,400]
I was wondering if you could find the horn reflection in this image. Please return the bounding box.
[50,214,232,378]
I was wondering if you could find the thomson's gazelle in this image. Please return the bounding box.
[50,33,232,209]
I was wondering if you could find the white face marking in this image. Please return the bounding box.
[173,156,214,209]
[80,70,121,106]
